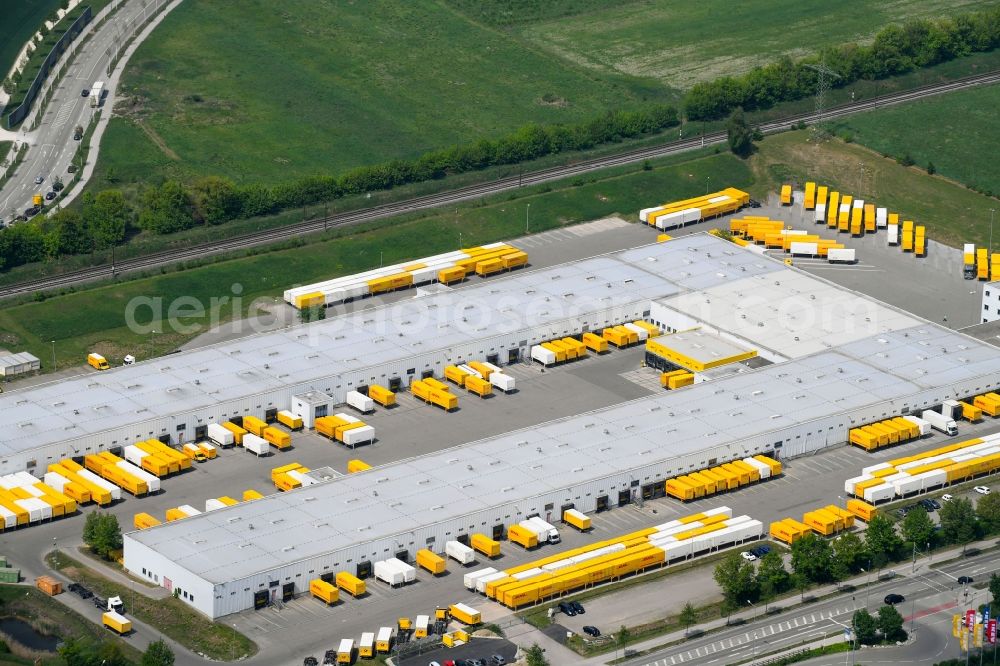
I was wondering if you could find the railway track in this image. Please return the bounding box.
[4,69,1000,300]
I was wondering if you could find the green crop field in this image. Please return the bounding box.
[1,149,750,370]
[823,83,1000,197]
[514,0,995,91]
[97,0,657,187]
[0,0,63,76]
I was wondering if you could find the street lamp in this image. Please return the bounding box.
[526,203,531,234]
[990,208,996,255]
[51,340,56,371]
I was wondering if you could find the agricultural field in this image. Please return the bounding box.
[750,130,999,249]
[0,0,62,76]
[823,83,1000,197]
[0,149,750,369]
[512,0,996,91]
[98,0,656,187]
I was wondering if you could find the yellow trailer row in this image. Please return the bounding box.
[641,188,749,230]
[801,505,855,537]
[848,417,920,452]
[84,453,148,497]
[284,243,528,308]
[242,416,292,450]
[665,455,781,501]
[490,543,667,608]
[411,379,458,411]
[47,462,109,506]
[315,414,372,442]
[769,518,810,545]
[973,393,1000,417]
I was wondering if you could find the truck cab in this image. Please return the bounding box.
[107,595,124,613]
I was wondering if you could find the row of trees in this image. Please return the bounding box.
[714,493,1000,614]
[684,7,1000,120]
[0,104,679,270]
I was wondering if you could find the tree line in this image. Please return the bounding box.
[0,105,679,271]
[684,7,1000,120]
[715,493,1000,617]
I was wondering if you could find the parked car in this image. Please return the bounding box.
[34,175,44,185]
[81,88,89,97]
[52,180,64,192]
[741,551,757,562]
[23,206,39,217]
[974,486,991,495]
[583,626,601,637]
[570,601,585,615]
[942,494,954,502]
[751,545,772,557]
[748,199,762,208]
[884,593,905,605]
[558,601,576,616]
[958,576,974,585]
[490,656,506,666]
[45,191,56,201]
[303,658,318,666]
[67,164,77,173]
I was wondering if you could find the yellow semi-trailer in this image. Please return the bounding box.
[102,611,132,635]
[804,181,816,209]
[221,422,247,445]
[368,384,396,407]
[135,443,179,473]
[314,415,348,439]
[827,192,840,227]
[780,185,792,205]
[276,410,304,430]
[563,508,591,531]
[471,533,501,558]
[133,512,161,529]
[445,365,471,386]
[242,415,267,437]
[310,578,340,605]
[416,549,447,575]
[262,426,291,450]
[581,332,608,353]
[464,375,493,398]
[438,266,466,284]
[347,459,372,474]
[449,603,482,625]
[146,439,190,470]
[336,571,366,597]
[508,524,539,549]
[422,377,450,393]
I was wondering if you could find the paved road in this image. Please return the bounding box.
[2,69,999,300]
[0,0,176,221]
[622,550,998,666]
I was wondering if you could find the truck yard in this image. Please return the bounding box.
[0,186,998,666]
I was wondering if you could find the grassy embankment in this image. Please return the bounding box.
[823,83,1000,197]
[47,550,257,661]
[0,149,750,369]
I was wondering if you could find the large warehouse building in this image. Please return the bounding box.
[113,235,1000,619]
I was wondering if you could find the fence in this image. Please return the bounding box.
[3,6,93,129]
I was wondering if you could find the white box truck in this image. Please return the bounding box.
[921,410,958,436]
[887,224,899,246]
[374,560,406,586]
[90,81,104,107]
[526,516,560,544]
[446,540,476,565]
[346,390,375,414]
[518,519,549,544]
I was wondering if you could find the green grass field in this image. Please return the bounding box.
[515,0,995,91]
[0,0,63,76]
[0,149,751,369]
[99,0,657,187]
[823,84,1000,197]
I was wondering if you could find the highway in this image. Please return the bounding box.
[1,68,1000,301]
[0,0,171,224]
[621,550,998,666]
